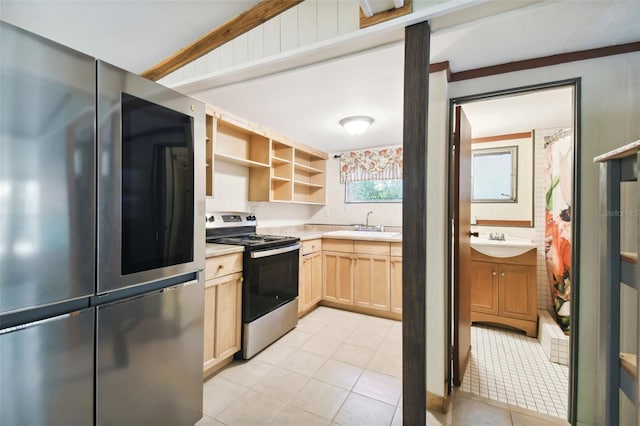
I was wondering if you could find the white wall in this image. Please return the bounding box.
[307,156,403,227]
[206,160,314,227]
[445,52,640,425]
[425,70,450,399]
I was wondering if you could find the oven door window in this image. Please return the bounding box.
[121,93,194,275]
[244,249,299,322]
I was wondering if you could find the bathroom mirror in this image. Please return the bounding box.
[471,146,517,203]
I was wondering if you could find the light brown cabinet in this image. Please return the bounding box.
[323,250,354,305]
[322,238,401,319]
[299,239,323,315]
[390,256,403,314]
[354,254,390,311]
[470,248,537,337]
[205,110,215,197]
[206,105,327,204]
[390,243,403,314]
[203,253,243,376]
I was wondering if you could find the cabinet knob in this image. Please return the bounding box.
[501,272,505,277]
[492,271,497,276]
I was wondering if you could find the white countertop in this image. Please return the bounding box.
[321,230,402,242]
[205,230,402,258]
[205,243,245,258]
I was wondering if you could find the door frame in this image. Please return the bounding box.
[446,78,582,423]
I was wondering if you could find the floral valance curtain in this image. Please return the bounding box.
[339,146,403,183]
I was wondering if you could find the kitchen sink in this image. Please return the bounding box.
[323,230,401,240]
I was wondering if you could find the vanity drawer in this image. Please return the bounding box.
[205,253,243,280]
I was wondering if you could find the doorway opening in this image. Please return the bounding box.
[448,80,580,422]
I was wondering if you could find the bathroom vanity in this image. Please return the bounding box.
[470,246,538,337]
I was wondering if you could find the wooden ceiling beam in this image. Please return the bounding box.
[141,0,304,81]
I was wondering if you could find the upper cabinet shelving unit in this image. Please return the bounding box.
[595,139,639,426]
[204,105,217,197]
[293,147,326,204]
[204,104,327,205]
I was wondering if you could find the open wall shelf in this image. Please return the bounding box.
[204,105,327,205]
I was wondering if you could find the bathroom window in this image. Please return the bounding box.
[346,179,403,203]
[471,146,517,203]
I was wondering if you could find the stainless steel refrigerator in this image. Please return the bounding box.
[0,21,205,426]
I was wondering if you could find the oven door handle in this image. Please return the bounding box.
[250,243,301,259]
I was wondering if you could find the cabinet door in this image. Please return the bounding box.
[354,254,390,311]
[323,251,353,304]
[203,283,216,369]
[390,256,403,314]
[470,261,499,315]
[309,251,323,307]
[498,264,536,321]
[301,253,312,311]
[299,252,306,315]
[215,273,243,360]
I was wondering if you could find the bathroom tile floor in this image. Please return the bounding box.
[197,306,568,425]
[461,324,570,419]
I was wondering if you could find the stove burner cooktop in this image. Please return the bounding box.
[208,233,299,250]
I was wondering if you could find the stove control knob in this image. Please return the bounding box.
[206,215,215,223]
[247,215,256,221]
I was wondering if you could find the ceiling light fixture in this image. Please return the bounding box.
[339,116,374,135]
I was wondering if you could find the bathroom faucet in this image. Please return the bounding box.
[366,211,373,228]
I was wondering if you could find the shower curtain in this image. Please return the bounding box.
[544,129,573,332]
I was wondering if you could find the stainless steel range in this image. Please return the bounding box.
[206,212,300,359]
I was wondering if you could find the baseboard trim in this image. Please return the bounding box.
[318,300,402,321]
[426,391,448,413]
[203,356,235,380]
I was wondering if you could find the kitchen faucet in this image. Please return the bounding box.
[366,211,373,228]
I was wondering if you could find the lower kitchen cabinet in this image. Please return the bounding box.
[323,250,354,305]
[322,238,401,319]
[203,252,243,376]
[299,239,323,315]
[354,254,390,311]
[390,256,403,314]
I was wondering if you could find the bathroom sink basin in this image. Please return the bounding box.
[471,236,536,258]
[323,230,401,240]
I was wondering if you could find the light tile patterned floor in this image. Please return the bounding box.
[197,307,570,425]
[461,324,570,419]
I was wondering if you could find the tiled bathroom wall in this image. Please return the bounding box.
[534,128,571,366]
[534,129,552,312]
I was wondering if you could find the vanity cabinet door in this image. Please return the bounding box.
[470,261,499,315]
[498,264,537,321]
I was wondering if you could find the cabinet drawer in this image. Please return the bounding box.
[390,243,402,257]
[301,239,322,255]
[354,241,390,256]
[205,253,243,280]
[323,239,354,253]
